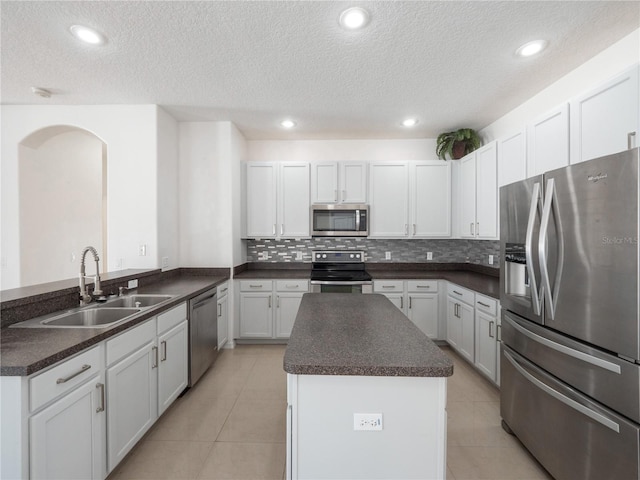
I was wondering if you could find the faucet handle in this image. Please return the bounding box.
[119,286,126,296]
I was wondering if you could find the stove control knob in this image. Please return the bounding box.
[322,254,327,258]
[350,254,354,258]
[355,254,360,258]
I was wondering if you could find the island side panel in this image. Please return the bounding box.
[287,373,447,480]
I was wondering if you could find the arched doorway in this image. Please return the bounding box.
[19,126,106,286]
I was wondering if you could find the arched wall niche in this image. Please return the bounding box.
[18,125,107,287]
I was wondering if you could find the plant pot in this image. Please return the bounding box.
[452,141,467,160]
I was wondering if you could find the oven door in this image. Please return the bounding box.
[310,281,372,294]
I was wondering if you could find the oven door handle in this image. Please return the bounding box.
[310,280,373,286]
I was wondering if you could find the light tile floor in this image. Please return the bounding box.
[107,344,553,480]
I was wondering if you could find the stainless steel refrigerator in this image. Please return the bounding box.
[500,147,640,480]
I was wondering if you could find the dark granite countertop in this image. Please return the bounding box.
[1,275,228,376]
[284,293,454,377]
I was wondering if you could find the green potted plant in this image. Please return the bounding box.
[436,128,482,160]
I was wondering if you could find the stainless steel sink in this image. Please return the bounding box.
[41,308,141,327]
[101,294,174,308]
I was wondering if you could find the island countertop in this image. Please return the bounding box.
[283,293,454,378]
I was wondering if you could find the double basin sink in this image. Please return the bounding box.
[12,294,175,329]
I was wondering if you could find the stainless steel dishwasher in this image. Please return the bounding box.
[188,288,218,386]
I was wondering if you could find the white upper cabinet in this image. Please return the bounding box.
[498,130,527,187]
[246,162,310,238]
[411,161,451,237]
[369,162,410,237]
[527,103,570,176]
[310,161,367,204]
[458,142,498,240]
[570,65,639,165]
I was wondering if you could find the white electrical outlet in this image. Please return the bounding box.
[354,413,383,431]
[489,255,494,265]
[296,251,303,261]
[385,251,391,260]
[139,244,147,256]
[427,252,433,260]
[116,258,124,268]
[162,256,169,268]
[127,279,139,289]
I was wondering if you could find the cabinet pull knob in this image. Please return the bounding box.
[96,383,105,413]
[161,340,167,361]
[629,132,637,150]
[478,301,490,308]
[489,321,495,338]
[152,346,158,369]
[56,364,91,384]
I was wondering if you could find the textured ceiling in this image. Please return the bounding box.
[1,1,639,139]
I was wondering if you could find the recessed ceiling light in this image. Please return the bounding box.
[69,25,107,45]
[516,40,547,57]
[280,119,296,129]
[402,118,419,127]
[339,7,370,30]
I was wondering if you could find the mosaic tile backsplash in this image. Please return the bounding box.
[247,238,500,266]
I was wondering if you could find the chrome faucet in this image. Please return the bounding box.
[79,246,103,305]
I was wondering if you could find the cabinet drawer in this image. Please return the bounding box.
[107,319,156,366]
[447,283,475,305]
[276,280,309,292]
[217,282,230,298]
[30,345,104,412]
[374,280,404,292]
[157,302,187,334]
[475,294,498,316]
[239,280,273,292]
[407,280,438,293]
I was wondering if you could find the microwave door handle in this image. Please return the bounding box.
[355,209,360,232]
[538,178,564,320]
[525,182,542,316]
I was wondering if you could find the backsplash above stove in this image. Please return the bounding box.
[246,238,500,267]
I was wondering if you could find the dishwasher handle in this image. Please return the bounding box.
[191,292,217,309]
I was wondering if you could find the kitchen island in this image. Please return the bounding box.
[284,293,453,480]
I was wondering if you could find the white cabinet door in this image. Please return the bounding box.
[475,310,498,382]
[446,297,461,349]
[407,294,439,338]
[498,130,527,187]
[217,293,229,350]
[279,163,310,237]
[30,373,105,480]
[157,320,188,416]
[411,162,451,237]
[459,154,476,238]
[239,293,273,338]
[311,162,339,204]
[459,302,475,363]
[369,162,409,237]
[340,162,367,203]
[380,293,406,314]
[475,142,498,239]
[527,103,569,176]
[275,293,304,338]
[246,163,277,237]
[570,65,639,164]
[107,341,157,472]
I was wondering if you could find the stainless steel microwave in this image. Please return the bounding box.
[311,204,368,237]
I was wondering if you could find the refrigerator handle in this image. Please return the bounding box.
[525,182,543,316]
[538,178,565,320]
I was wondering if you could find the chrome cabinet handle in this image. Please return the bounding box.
[477,301,490,308]
[96,383,105,413]
[476,222,479,236]
[268,296,272,308]
[417,285,430,289]
[272,224,276,236]
[453,290,462,296]
[161,340,167,362]
[409,296,412,309]
[470,223,474,235]
[489,321,495,338]
[220,287,228,294]
[503,351,620,433]
[56,364,91,384]
[526,182,543,316]
[281,224,284,236]
[249,284,262,288]
[277,295,280,308]
[413,224,416,235]
[629,132,637,149]
[152,346,158,369]
[285,284,298,289]
[382,285,395,289]
[218,303,222,317]
[400,296,404,309]
[334,190,338,202]
[497,324,502,342]
[342,190,346,201]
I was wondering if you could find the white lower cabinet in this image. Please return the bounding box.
[373,280,439,338]
[217,282,229,349]
[238,280,308,340]
[446,284,475,364]
[157,320,188,415]
[29,347,106,480]
[474,295,500,384]
[106,321,158,472]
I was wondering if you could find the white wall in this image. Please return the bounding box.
[157,107,179,271]
[1,105,160,290]
[247,138,439,162]
[481,28,640,141]
[179,121,246,268]
[19,129,104,286]
[229,123,248,267]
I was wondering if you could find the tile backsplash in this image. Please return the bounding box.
[247,238,500,266]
